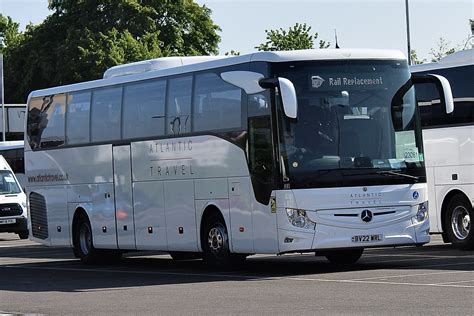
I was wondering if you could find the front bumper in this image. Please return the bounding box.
[277,215,430,253]
[0,217,28,233]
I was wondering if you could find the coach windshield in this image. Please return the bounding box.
[274,60,425,189]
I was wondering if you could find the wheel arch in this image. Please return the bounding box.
[199,203,228,252]
[71,206,90,257]
[440,189,471,233]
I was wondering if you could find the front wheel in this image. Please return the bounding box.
[445,194,474,250]
[323,249,364,264]
[202,215,245,266]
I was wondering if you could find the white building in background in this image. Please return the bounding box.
[0,104,27,140]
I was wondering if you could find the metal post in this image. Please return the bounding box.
[0,54,5,141]
[405,0,412,65]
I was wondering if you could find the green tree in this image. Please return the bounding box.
[4,0,221,103]
[0,14,23,54]
[225,50,240,56]
[410,49,425,65]
[429,37,458,62]
[255,23,329,51]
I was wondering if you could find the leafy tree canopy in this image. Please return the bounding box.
[410,49,426,65]
[255,23,330,51]
[429,37,458,62]
[3,0,221,103]
[0,14,23,54]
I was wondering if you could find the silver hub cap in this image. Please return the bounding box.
[451,206,471,241]
[79,223,92,256]
[208,226,226,255]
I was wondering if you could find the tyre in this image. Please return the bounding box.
[445,194,474,250]
[201,214,245,266]
[73,215,121,264]
[323,249,364,264]
[18,231,29,240]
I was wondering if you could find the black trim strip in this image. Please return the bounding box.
[27,130,248,152]
[374,211,396,216]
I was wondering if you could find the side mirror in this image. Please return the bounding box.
[412,73,454,114]
[259,77,298,119]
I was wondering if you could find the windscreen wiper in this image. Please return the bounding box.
[377,170,419,182]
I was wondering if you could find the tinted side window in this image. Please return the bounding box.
[91,87,122,142]
[67,92,91,145]
[27,95,66,149]
[14,149,24,173]
[167,76,192,135]
[420,101,474,127]
[248,93,271,117]
[433,65,473,99]
[415,76,473,128]
[0,149,24,173]
[247,92,275,204]
[123,80,166,139]
[193,73,243,131]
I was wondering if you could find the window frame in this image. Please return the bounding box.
[192,71,247,133]
[27,64,253,151]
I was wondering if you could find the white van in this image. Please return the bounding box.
[0,155,28,239]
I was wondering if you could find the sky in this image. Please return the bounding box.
[1,0,472,62]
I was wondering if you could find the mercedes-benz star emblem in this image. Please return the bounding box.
[361,210,373,223]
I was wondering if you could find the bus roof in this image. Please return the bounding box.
[29,48,406,99]
[411,49,473,72]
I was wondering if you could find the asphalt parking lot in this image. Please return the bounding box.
[0,233,473,315]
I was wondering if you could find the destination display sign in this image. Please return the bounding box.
[309,73,390,91]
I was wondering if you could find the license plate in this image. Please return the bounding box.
[352,234,383,243]
[0,219,16,225]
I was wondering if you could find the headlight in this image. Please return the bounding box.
[414,201,428,222]
[286,208,316,230]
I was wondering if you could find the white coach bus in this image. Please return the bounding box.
[25,49,453,265]
[412,49,473,249]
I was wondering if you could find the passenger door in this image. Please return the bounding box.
[112,145,136,250]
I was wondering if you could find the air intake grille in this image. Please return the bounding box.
[29,192,48,240]
[0,203,23,217]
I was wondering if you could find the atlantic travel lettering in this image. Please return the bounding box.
[149,140,193,154]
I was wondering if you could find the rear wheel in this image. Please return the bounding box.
[323,249,364,264]
[17,231,29,240]
[202,214,245,266]
[445,194,474,250]
[73,215,121,264]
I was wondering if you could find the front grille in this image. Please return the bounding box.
[29,192,48,240]
[0,203,23,217]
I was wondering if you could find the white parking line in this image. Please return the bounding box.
[434,279,474,285]
[364,253,474,259]
[351,270,473,281]
[363,256,473,265]
[285,276,474,289]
